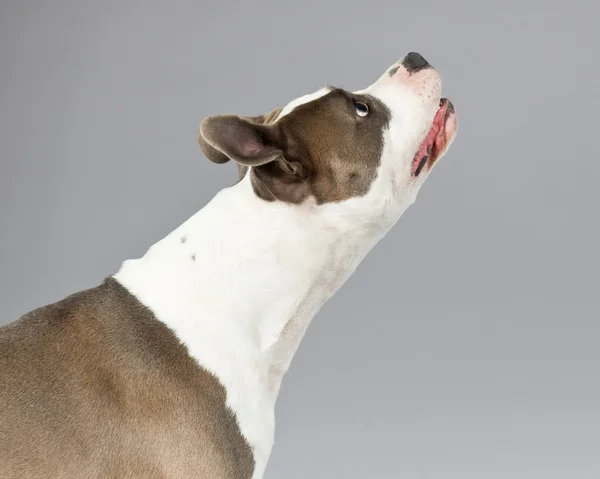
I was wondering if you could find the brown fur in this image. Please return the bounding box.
[0,278,254,479]
[199,88,391,204]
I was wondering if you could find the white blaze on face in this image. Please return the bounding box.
[276,86,333,120]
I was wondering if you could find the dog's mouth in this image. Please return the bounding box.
[412,98,457,177]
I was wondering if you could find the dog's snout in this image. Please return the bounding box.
[376,52,442,107]
[401,52,431,73]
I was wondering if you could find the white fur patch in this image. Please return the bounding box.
[276,86,332,120]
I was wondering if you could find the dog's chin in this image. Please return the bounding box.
[411,98,458,177]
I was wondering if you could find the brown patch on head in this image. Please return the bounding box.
[198,89,390,204]
[271,89,391,203]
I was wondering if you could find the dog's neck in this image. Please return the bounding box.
[114,174,404,470]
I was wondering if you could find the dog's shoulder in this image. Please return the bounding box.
[0,279,254,479]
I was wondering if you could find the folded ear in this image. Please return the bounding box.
[198,111,310,203]
[198,107,283,165]
[199,115,284,167]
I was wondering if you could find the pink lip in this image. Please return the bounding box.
[411,98,456,176]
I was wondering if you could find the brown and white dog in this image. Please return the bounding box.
[0,52,457,478]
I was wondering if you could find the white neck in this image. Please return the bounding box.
[113,174,405,478]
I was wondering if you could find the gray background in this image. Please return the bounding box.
[1,0,599,477]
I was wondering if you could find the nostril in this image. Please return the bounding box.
[401,52,431,73]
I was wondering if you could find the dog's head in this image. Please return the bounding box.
[198,52,457,226]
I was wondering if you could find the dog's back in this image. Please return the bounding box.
[0,278,253,479]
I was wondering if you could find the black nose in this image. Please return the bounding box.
[401,52,431,73]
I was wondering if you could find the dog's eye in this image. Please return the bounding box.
[354,101,369,117]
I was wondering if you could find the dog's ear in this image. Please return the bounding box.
[199,115,285,167]
[197,125,231,164]
[198,113,310,203]
[198,108,283,165]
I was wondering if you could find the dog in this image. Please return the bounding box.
[0,52,458,478]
